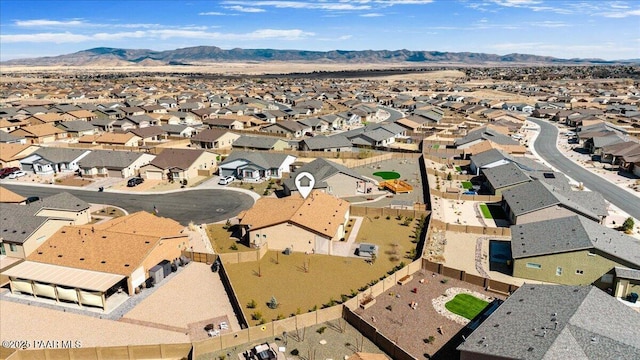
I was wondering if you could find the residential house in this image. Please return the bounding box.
[10,124,66,144]
[204,117,245,130]
[285,158,374,197]
[342,123,407,147]
[56,120,97,137]
[0,131,26,144]
[501,180,608,225]
[297,118,329,133]
[140,148,218,181]
[89,117,116,132]
[232,135,290,151]
[510,216,640,288]
[3,212,189,309]
[219,151,296,182]
[190,129,240,150]
[25,113,66,126]
[238,191,350,255]
[129,126,165,145]
[0,192,91,259]
[298,135,353,152]
[78,133,141,147]
[0,118,30,133]
[160,124,196,138]
[0,143,39,168]
[458,285,640,360]
[262,120,310,138]
[20,147,91,175]
[454,125,520,150]
[78,150,154,178]
[469,149,512,176]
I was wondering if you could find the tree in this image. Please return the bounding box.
[446,172,452,181]
[623,217,635,234]
[267,295,279,309]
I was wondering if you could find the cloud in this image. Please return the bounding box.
[529,21,571,28]
[15,19,85,27]
[198,11,226,15]
[224,5,266,12]
[222,1,371,11]
[0,28,314,44]
[360,13,384,17]
[602,8,640,17]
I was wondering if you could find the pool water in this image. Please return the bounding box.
[489,240,512,264]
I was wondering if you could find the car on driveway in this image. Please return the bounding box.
[0,167,20,178]
[127,177,144,187]
[25,196,40,204]
[8,171,27,179]
[218,176,235,185]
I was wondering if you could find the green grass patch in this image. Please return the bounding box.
[432,144,440,150]
[479,204,493,219]
[461,181,473,190]
[455,166,462,172]
[445,293,489,320]
[373,171,401,180]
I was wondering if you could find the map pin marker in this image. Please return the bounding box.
[295,172,315,199]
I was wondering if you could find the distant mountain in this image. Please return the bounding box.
[2,46,634,66]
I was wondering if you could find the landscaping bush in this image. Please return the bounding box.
[229,244,238,251]
[247,299,257,309]
[290,349,299,356]
[425,336,436,344]
[267,296,279,309]
[623,217,635,234]
[316,326,327,334]
[386,215,391,220]
[251,311,263,320]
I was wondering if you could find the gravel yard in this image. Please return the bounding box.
[355,273,503,359]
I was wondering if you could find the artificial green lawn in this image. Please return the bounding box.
[479,204,493,219]
[461,181,473,190]
[445,293,489,320]
[455,166,462,172]
[373,171,401,180]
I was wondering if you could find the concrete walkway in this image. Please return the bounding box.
[332,216,363,257]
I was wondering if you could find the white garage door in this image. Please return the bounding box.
[145,170,164,180]
[107,169,122,178]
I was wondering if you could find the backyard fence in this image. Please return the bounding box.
[343,307,416,360]
[423,154,469,165]
[4,343,192,360]
[181,250,216,264]
[349,205,430,220]
[421,259,519,296]
[426,168,474,181]
[429,219,511,237]
[429,189,503,203]
[216,245,268,265]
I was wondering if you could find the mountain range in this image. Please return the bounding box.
[2,46,635,66]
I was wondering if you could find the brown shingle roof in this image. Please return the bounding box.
[240,191,349,238]
[29,211,186,276]
[0,186,26,203]
[149,148,207,170]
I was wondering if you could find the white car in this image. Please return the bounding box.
[8,171,27,179]
[218,176,235,185]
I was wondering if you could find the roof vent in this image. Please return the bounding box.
[591,337,598,343]
[37,252,43,255]
[102,235,107,239]
[527,347,535,352]
[145,241,150,244]
[124,264,130,267]
[506,311,512,315]
[58,255,63,258]
[79,258,85,261]
[101,260,106,264]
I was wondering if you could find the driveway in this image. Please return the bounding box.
[1,183,255,225]
[528,117,640,220]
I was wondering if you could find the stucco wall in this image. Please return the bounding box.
[326,173,360,197]
[140,236,188,278]
[37,209,91,225]
[513,249,629,285]
[514,206,578,225]
[252,223,316,254]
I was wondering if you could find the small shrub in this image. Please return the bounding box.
[258,318,266,325]
[290,349,299,356]
[386,215,391,220]
[623,217,635,234]
[341,294,349,303]
[326,298,337,307]
[446,172,452,181]
[402,218,412,226]
[396,215,403,221]
[263,189,270,195]
[441,279,449,284]
[350,289,358,297]
[219,355,226,360]
[251,311,263,320]
[374,215,380,219]
[276,314,285,320]
[386,304,393,311]
[296,307,302,315]
[425,335,436,344]
[229,244,238,251]
[247,299,257,309]
[316,326,327,334]
[267,296,279,309]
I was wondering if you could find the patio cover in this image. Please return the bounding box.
[2,261,124,292]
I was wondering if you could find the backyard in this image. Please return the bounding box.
[479,204,492,219]
[207,224,252,253]
[444,293,489,320]
[224,216,421,325]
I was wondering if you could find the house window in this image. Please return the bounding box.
[556,267,563,276]
[526,263,542,269]
[9,244,17,252]
[600,274,614,284]
[576,269,584,275]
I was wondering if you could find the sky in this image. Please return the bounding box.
[1,0,639,61]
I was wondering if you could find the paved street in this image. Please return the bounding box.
[528,117,640,220]
[2,183,254,225]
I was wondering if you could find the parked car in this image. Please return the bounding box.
[462,190,477,195]
[0,167,20,178]
[8,171,27,179]
[218,176,235,185]
[127,177,144,187]
[25,196,40,204]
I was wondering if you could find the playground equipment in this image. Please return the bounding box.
[378,179,413,194]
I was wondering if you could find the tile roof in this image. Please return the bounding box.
[458,285,640,359]
[240,191,349,238]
